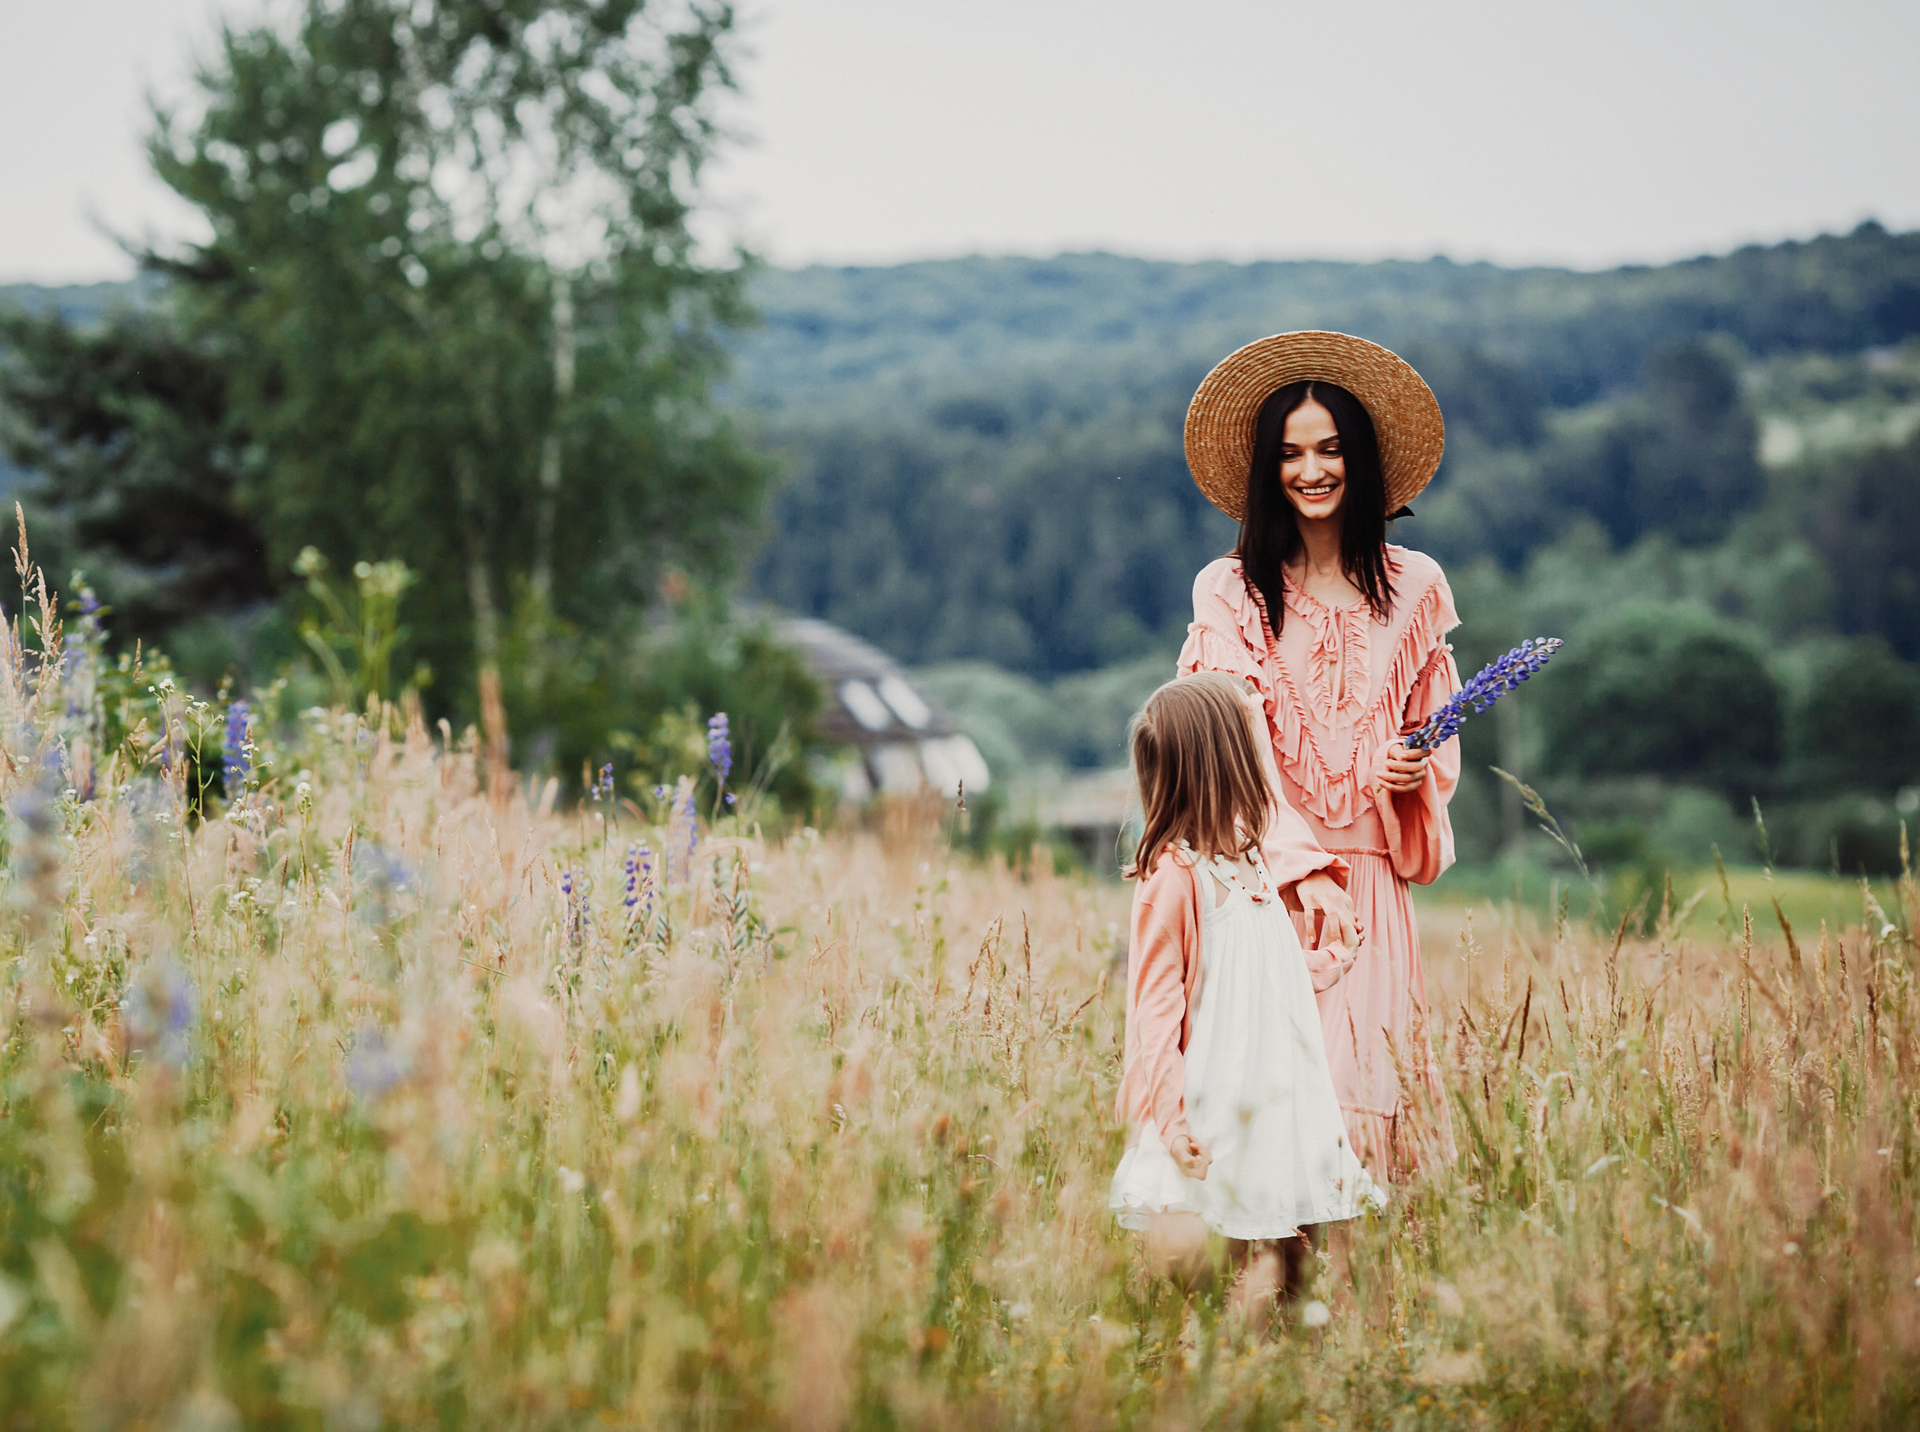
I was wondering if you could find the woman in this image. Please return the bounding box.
[1178,331,1459,1179]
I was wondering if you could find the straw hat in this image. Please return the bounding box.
[1183,331,1445,522]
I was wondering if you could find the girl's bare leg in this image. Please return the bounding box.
[1282,1228,1318,1307]
[1320,1219,1353,1300]
[1223,1238,1283,1335]
[1142,1213,1213,1293]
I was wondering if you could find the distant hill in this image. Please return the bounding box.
[737,224,1920,676]
[733,222,1920,412]
[9,225,1920,675]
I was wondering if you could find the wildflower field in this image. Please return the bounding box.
[5,562,1920,1431]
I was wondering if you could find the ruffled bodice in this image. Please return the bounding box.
[1287,584,1372,726]
[1179,548,1461,847]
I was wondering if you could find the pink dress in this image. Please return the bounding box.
[1179,547,1461,1177]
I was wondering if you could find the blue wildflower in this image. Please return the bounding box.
[667,774,698,881]
[344,1022,411,1098]
[1406,638,1564,752]
[353,840,415,894]
[593,763,614,802]
[123,958,196,1069]
[223,699,252,793]
[707,712,732,787]
[623,841,654,919]
[560,869,589,943]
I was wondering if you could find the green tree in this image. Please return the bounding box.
[1793,430,1920,660]
[1537,605,1782,780]
[1788,636,1920,789]
[145,0,765,712]
[1553,341,1764,549]
[0,304,269,643]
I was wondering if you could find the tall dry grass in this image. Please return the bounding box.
[3,558,1919,1429]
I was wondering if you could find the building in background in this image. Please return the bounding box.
[777,616,990,803]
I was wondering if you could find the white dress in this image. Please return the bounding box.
[1109,849,1383,1240]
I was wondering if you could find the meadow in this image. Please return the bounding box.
[4,568,1920,1430]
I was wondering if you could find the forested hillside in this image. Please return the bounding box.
[736,222,1920,674]
[6,223,1919,869]
[731,224,1920,872]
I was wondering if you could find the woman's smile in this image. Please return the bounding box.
[1277,399,1347,519]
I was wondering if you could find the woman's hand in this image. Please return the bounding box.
[1168,1132,1212,1181]
[1376,741,1434,795]
[1292,870,1362,949]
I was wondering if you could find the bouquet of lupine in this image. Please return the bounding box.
[1404,637,1564,751]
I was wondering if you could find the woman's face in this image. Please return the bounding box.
[1277,398,1346,523]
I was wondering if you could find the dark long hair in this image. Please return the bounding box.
[1233,380,1394,635]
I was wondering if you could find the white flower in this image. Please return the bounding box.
[1300,1300,1331,1328]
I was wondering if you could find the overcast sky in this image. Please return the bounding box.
[5,0,1918,283]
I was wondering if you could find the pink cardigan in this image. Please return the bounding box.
[1115,827,1348,1146]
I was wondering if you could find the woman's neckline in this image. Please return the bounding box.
[1282,566,1370,613]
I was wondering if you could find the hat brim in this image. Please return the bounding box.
[1183,331,1445,522]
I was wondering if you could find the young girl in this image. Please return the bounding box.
[1109,672,1381,1307]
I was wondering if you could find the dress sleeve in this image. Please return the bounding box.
[1118,853,1198,1149]
[1372,636,1461,886]
[1256,776,1350,893]
[1177,565,1276,719]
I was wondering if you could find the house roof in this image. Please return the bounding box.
[776,616,963,747]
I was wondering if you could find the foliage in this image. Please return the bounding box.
[292,545,421,708]
[5,560,1920,1428]
[500,590,826,816]
[1534,606,1781,780]
[0,302,268,644]
[1789,637,1920,787]
[131,0,760,715]
[915,654,1171,777]
[1780,426,1920,661]
[1542,341,1765,549]
[734,224,1920,414]
[756,398,1219,674]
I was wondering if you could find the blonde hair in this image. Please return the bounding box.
[1126,673,1275,879]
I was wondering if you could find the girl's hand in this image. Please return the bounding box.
[1169,1132,1212,1181]
[1376,741,1433,795]
[1292,870,1362,949]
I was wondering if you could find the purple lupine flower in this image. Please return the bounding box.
[559,869,588,943]
[667,774,698,880]
[223,700,252,792]
[706,712,732,787]
[593,763,614,802]
[345,1022,411,1098]
[124,958,196,1069]
[623,841,653,920]
[1405,638,1564,752]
